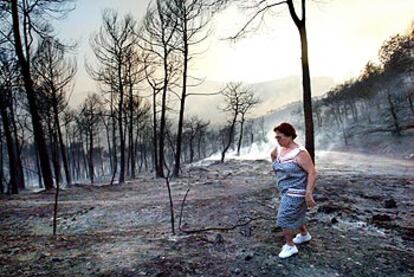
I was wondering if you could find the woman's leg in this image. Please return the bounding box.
[283,229,295,246]
[299,224,308,235]
[279,228,299,258]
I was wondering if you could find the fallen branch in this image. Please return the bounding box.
[179,215,273,234]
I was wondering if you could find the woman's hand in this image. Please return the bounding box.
[270,147,277,162]
[305,193,316,209]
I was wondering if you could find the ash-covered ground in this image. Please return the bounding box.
[1,151,413,276]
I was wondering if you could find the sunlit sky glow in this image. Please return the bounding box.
[54,0,414,104]
[198,0,414,83]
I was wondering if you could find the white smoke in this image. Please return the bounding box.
[199,130,414,177]
[204,130,276,161]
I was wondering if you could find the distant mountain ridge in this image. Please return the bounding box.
[185,75,335,124]
[258,74,414,160]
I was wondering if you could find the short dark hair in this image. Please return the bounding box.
[273,122,297,139]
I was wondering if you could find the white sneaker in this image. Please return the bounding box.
[278,244,298,258]
[293,232,312,244]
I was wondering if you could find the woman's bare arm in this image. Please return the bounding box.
[270,147,277,162]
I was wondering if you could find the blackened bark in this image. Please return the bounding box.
[81,132,88,180]
[173,20,189,177]
[52,105,71,186]
[408,94,414,116]
[157,54,168,178]
[53,176,60,236]
[189,137,194,163]
[11,0,54,190]
[89,126,94,183]
[47,116,61,187]
[237,118,245,156]
[298,21,315,163]
[287,0,315,163]
[128,85,136,179]
[34,141,43,188]
[118,64,125,184]
[152,89,159,176]
[0,129,4,194]
[9,104,25,190]
[387,92,401,136]
[0,101,19,194]
[164,175,175,235]
[341,126,348,147]
[103,119,112,174]
[221,113,238,162]
[110,103,118,185]
[197,133,202,161]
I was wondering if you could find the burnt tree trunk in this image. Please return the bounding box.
[221,113,238,162]
[387,92,401,136]
[88,127,94,184]
[173,23,189,177]
[237,117,245,156]
[11,0,54,190]
[152,89,159,176]
[287,0,315,163]
[128,86,136,179]
[189,136,195,163]
[157,56,168,178]
[0,101,19,194]
[34,141,43,188]
[53,175,60,236]
[52,105,71,186]
[103,119,112,174]
[118,64,125,184]
[110,94,118,185]
[0,128,4,194]
[407,92,414,117]
[47,116,61,187]
[9,103,25,190]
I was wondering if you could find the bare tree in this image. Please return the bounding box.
[182,116,209,163]
[32,38,76,186]
[61,109,79,181]
[132,98,152,173]
[0,125,4,193]
[0,51,21,194]
[4,0,76,233]
[143,56,162,175]
[195,119,210,160]
[139,0,181,177]
[218,0,316,161]
[6,0,76,190]
[123,49,146,179]
[220,82,255,162]
[77,93,103,184]
[236,89,259,155]
[88,9,138,184]
[165,0,214,177]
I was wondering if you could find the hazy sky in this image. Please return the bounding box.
[54,0,414,105]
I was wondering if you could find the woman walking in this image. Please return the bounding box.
[270,122,317,258]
